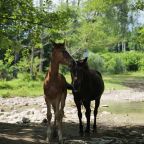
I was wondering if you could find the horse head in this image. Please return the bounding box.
[70,58,88,92]
[52,42,75,66]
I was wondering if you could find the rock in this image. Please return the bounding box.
[101,111,111,115]
[22,117,30,124]
[16,121,23,125]
[101,105,109,107]
[0,112,4,116]
[130,130,139,135]
[1,109,5,112]
[65,140,86,144]
[41,108,46,114]
[42,118,47,124]
[91,137,124,144]
[24,103,29,106]
[26,110,34,115]
[5,112,11,117]
[10,106,15,110]
[12,110,18,114]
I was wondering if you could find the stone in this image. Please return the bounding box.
[101,105,109,107]
[1,109,5,112]
[24,103,29,106]
[101,111,111,115]
[22,117,30,124]
[130,130,139,135]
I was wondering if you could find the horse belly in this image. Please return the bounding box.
[44,85,59,100]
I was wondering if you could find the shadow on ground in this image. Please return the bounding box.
[0,122,144,144]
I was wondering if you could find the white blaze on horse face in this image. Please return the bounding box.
[83,49,88,58]
[74,76,77,80]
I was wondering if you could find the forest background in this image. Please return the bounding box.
[0,0,144,97]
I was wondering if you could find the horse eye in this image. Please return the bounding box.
[62,50,67,54]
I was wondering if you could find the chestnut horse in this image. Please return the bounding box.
[44,42,74,143]
[70,58,104,135]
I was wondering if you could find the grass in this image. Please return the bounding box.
[103,72,144,90]
[0,72,144,98]
[0,75,43,98]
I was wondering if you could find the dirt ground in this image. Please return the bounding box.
[0,90,144,144]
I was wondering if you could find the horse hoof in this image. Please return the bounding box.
[85,129,90,133]
[46,138,50,144]
[58,140,64,144]
[93,129,97,133]
[85,129,90,137]
[79,131,84,137]
[53,130,58,138]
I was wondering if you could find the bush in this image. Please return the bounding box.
[139,58,144,71]
[122,52,142,71]
[0,60,13,80]
[88,52,104,73]
[102,51,144,73]
[105,56,126,74]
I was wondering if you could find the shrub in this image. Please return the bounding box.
[88,52,104,73]
[102,51,144,73]
[105,56,126,74]
[139,58,144,71]
[0,60,13,80]
[122,52,142,71]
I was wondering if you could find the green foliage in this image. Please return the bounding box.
[0,0,144,81]
[101,52,144,73]
[88,52,104,73]
[105,56,126,74]
[0,73,44,97]
[17,56,41,80]
[137,27,144,50]
[60,65,69,75]
[0,60,13,80]
[139,58,144,71]
[4,48,14,65]
[122,52,142,71]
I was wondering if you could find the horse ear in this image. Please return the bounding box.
[83,57,88,63]
[77,58,87,66]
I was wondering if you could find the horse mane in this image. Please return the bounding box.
[77,60,89,70]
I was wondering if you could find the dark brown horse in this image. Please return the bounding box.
[70,58,104,135]
[44,42,74,143]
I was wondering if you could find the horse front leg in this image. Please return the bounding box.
[83,101,91,134]
[74,97,83,135]
[46,102,52,143]
[93,99,100,133]
[52,104,57,137]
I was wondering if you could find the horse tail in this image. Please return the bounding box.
[66,82,74,90]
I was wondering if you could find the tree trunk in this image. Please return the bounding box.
[122,41,126,52]
[13,52,19,78]
[30,47,35,80]
[78,0,80,6]
[39,48,44,72]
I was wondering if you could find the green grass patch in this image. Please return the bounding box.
[103,72,144,90]
[0,72,144,98]
[0,78,43,98]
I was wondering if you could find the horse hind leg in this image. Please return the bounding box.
[93,99,100,133]
[83,101,91,134]
[46,103,52,143]
[52,104,57,138]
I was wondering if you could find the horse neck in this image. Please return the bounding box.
[49,58,59,79]
[81,68,89,83]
